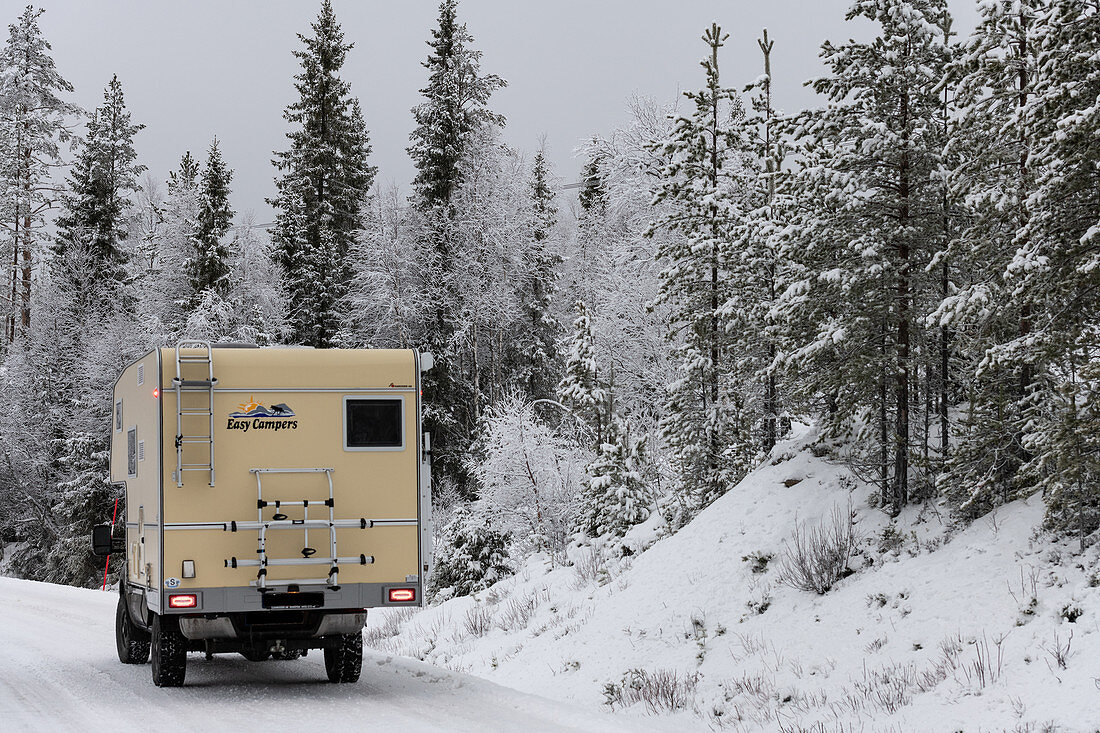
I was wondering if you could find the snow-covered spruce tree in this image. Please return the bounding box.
[648,24,755,513]
[0,5,79,346]
[937,0,1045,518]
[558,299,605,446]
[428,504,511,600]
[731,29,788,454]
[510,146,562,402]
[186,136,234,302]
[408,0,505,214]
[1000,0,1100,543]
[270,0,375,347]
[54,74,145,298]
[780,1,950,514]
[408,0,506,495]
[576,417,651,539]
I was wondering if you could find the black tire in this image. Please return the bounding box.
[323,633,362,683]
[151,614,187,687]
[115,594,150,664]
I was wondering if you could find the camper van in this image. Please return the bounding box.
[92,341,433,687]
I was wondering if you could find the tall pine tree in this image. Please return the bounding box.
[649,24,755,513]
[0,5,79,346]
[512,147,562,401]
[780,1,950,514]
[55,74,145,296]
[408,0,505,493]
[939,0,1044,517]
[270,0,375,347]
[186,136,234,301]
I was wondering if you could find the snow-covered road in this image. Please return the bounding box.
[0,577,643,732]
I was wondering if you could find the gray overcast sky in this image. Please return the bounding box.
[30,0,980,223]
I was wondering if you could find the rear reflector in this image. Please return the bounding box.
[168,594,197,609]
[388,588,415,603]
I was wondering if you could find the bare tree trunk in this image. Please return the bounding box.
[760,29,779,453]
[1016,10,1033,397]
[939,18,952,463]
[880,320,890,508]
[471,324,481,425]
[923,358,931,467]
[892,83,912,513]
[7,216,18,345]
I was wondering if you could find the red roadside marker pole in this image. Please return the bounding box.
[102,498,119,591]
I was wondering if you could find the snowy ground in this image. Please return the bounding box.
[0,576,657,732]
[4,426,1099,731]
[366,426,1100,731]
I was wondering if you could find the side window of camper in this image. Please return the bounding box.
[115,400,123,432]
[344,397,404,450]
[127,427,138,477]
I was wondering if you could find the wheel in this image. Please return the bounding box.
[116,593,150,664]
[151,614,187,687]
[323,633,362,683]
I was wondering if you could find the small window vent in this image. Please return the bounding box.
[115,400,123,432]
[138,440,145,462]
[127,428,137,478]
[137,364,145,386]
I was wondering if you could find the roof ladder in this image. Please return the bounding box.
[173,339,217,487]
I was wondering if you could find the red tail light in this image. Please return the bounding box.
[168,594,197,609]
[388,588,415,603]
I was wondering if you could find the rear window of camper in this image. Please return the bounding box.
[344,397,403,450]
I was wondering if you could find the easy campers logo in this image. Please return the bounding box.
[227,396,299,433]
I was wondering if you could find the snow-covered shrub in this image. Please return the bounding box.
[571,545,611,587]
[603,668,699,714]
[428,505,511,599]
[461,604,493,638]
[468,393,588,559]
[777,503,859,594]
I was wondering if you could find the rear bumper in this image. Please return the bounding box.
[179,611,366,640]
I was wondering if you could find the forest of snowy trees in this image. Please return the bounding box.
[1,0,1098,594]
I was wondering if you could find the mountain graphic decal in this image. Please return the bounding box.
[229,396,295,418]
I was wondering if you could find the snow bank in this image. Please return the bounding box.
[369,426,1100,731]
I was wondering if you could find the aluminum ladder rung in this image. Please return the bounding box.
[227,556,374,568]
[180,410,213,416]
[259,499,333,509]
[248,579,336,588]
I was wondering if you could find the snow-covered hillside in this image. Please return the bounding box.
[367,427,1100,731]
[0,576,656,733]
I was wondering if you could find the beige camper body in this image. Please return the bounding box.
[104,342,431,684]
